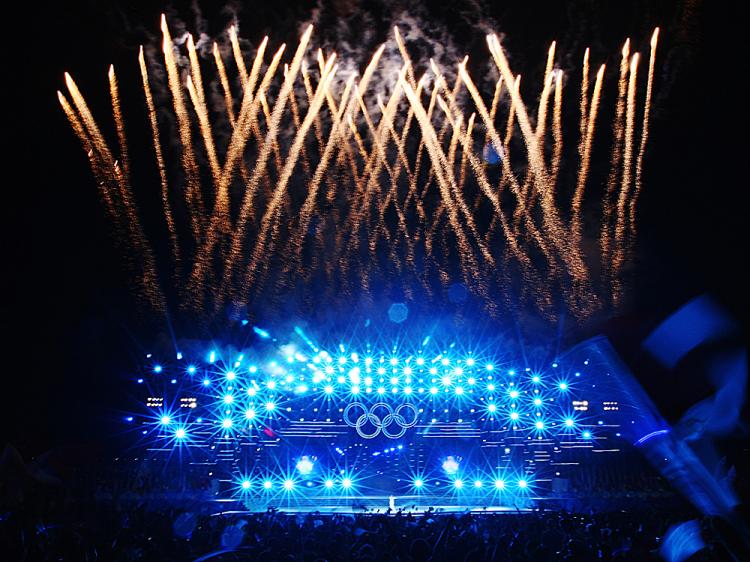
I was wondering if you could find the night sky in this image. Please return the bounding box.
[5,0,748,468]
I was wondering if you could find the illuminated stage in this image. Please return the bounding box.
[130,328,643,512]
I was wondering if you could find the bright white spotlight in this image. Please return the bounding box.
[494,479,505,490]
[160,415,172,425]
[533,397,543,406]
[582,431,592,439]
[535,420,545,430]
[558,382,568,391]
[466,358,475,367]
[265,401,276,411]
[263,480,273,489]
[324,385,334,394]
[153,365,163,373]
[473,480,483,488]
[413,478,424,488]
[509,411,519,421]
[441,375,452,386]
[324,479,334,489]
[488,403,497,413]
[245,408,256,420]
[455,386,464,395]
[509,389,519,399]
[241,480,251,490]
[175,428,186,439]
[226,371,236,381]
[283,479,294,491]
[296,456,314,475]
[565,418,575,427]
[517,479,528,489]
[532,375,540,383]
[203,378,211,386]
[341,477,353,489]
[430,386,439,395]
[187,365,196,374]
[221,418,233,429]
[223,394,234,404]
[247,387,257,397]
[453,479,464,489]
[485,363,494,371]
[442,456,459,475]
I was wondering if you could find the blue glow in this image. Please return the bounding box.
[413,478,424,488]
[282,479,295,491]
[226,371,236,381]
[241,479,251,490]
[453,479,464,489]
[296,456,314,475]
[208,351,216,363]
[203,378,211,386]
[582,431,592,439]
[253,326,271,339]
[160,415,171,425]
[558,382,568,390]
[517,479,528,489]
[494,479,505,490]
[341,477,353,489]
[323,479,334,489]
[187,365,197,374]
[153,365,163,373]
[175,428,187,439]
[442,456,460,475]
[221,418,233,429]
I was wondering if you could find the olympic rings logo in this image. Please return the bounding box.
[343,402,419,439]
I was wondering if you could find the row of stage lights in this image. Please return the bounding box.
[148,409,595,441]
[232,475,535,497]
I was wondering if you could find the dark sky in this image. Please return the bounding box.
[4,0,748,460]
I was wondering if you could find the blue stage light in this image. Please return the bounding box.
[565,418,575,427]
[517,479,528,489]
[175,428,186,439]
[223,394,234,404]
[221,418,233,429]
[341,477,352,489]
[263,480,273,490]
[414,478,424,488]
[453,479,464,489]
[324,384,334,394]
[485,363,494,371]
[187,365,196,374]
[473,479,483,488]
[509,411,519,421]
[509,389,520,399]
[125,416,133,422]
[324,478,334,489]
[494,479,505,490]
[488,403,497,413]
[283,479,295,491]
[203,378,211,386]
[241,479,251,490]
[533,397,543,406]
[532,375,540,383]
[535,420,545,430]
[582,431,592,439]
[559,382,568,390]
[226,371,236,381]
[160,415,171,425]
[245,408,256,420]
[296,456,314,475]
[153,365,163,373]
[442,456,459,475]
[265,401,276,411]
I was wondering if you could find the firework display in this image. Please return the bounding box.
[59,17,659,322]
